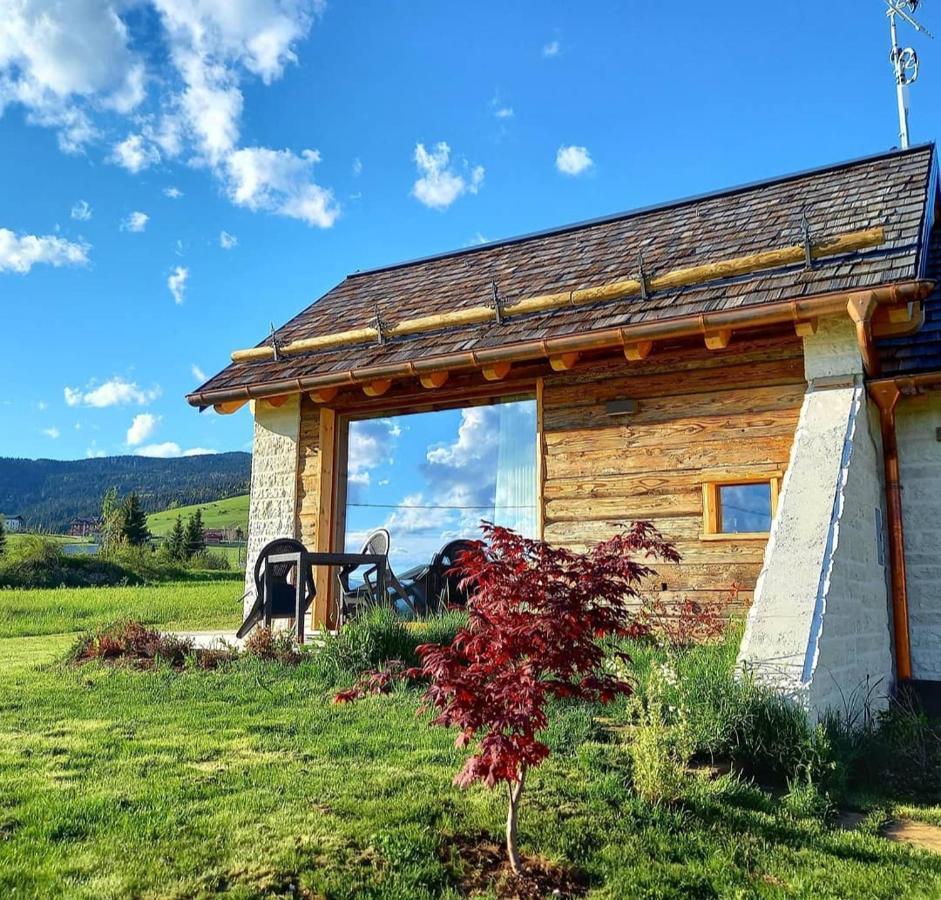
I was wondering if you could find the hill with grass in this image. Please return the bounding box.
[147,495,249,537]
[0,453,251,533]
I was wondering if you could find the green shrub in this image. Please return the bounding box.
[187,550,231,571]
[627,664,694,804]
[312,608,469,685]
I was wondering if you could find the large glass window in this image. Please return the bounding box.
[343,397,537,572]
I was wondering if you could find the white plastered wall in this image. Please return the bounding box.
[738,318,895,717]
[243,397,301,613]
[896,391,941,680]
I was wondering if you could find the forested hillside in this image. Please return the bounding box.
[0,453,251,532]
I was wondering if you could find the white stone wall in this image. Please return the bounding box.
[243,397,301,612]
[896,392,941,680]
[738,318,895,717]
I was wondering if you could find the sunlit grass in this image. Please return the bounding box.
[1,589,941,897]
[0,581,243,639]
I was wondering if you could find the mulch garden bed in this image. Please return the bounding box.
[440,834,587,899]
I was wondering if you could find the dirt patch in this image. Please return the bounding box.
[440,834,587,899]
[836,811,868,831]
[884,819,941,853]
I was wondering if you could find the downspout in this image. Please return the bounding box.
[869,381,912,681]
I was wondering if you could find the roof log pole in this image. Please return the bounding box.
[228,225,888,365]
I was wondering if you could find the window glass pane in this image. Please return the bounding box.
[719,483,772,533]
[344,398,536,573]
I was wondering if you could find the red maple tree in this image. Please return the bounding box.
[337,522,679,873]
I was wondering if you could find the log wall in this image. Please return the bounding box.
[541,336,806,610]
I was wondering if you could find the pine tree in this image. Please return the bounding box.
[0,517,6,558]
[167,515,186,561]
[121,492,150,546]
[100,487,125,550]
[183,509,206,559]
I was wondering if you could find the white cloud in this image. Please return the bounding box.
[427,407,500,469]
[465,232,488,246]
[42,426,60,439]
[134,442,215,458]
[352,156,362,176]
[70,199,92,221]
[163,186,183,199]
[36,400,47,411]
[556,144,593,176]
[219,230,238,249]
[86,445,106,458]
[225,147,339,227]
[0,1,334,226]
[191,363,206,381]
[0,228,89,274]
[126,413,159,446]
[110,133,161,173]
[494,106,514,119]
[64,377,161,408]
[168,265,188,304]
[121,210,149,232]
[411,142,484,211]
[0,0,145,152]
[542,39,561,58]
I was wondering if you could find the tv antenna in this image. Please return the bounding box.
[886,1,933,148]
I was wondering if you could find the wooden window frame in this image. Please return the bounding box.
[701,474,781,541]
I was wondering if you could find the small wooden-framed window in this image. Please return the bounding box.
[701,476,780,540]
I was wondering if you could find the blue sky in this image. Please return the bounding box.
[0,1,936,473]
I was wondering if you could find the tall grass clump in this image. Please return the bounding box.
[311,607,467,685]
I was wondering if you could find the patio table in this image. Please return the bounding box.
[266,550,388,642]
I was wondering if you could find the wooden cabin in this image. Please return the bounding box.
[190,144,941,717]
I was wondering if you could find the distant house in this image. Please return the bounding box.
[68,517,100,538]
[2,515,24,533]
[203,529,225,545]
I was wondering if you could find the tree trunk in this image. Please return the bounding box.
[505,765,527,875]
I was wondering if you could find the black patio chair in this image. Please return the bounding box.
[335,528,415,624]
[414,538,479,614]
[236,538,316,639]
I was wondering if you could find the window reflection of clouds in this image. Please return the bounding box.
[719,483,772,534]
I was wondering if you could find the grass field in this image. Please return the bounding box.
[146,495,249,537]
[0,580,244,639]
[2,595,941,897]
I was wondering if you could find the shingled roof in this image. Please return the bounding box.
[189,143,938,407]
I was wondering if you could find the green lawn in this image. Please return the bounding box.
[0,581,244,639]
[1,591,941,897]
[147,495,249,537]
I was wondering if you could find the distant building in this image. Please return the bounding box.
[203,529,225,545]
[68,517,100,538]
[2,515,24,533]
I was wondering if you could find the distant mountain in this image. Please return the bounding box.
[0,453,252,533]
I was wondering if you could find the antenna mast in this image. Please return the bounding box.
[886,0,933,149]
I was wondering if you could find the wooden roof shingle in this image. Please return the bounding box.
[190,144,937,406]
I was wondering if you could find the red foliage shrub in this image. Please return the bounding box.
[70,621,194,666]
[333,660,409,704]
[334,521,679,872]
[637,585,738,650]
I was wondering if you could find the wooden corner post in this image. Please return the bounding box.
[312,407,338,629]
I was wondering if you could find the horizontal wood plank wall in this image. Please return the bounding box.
[541,336,805,612]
